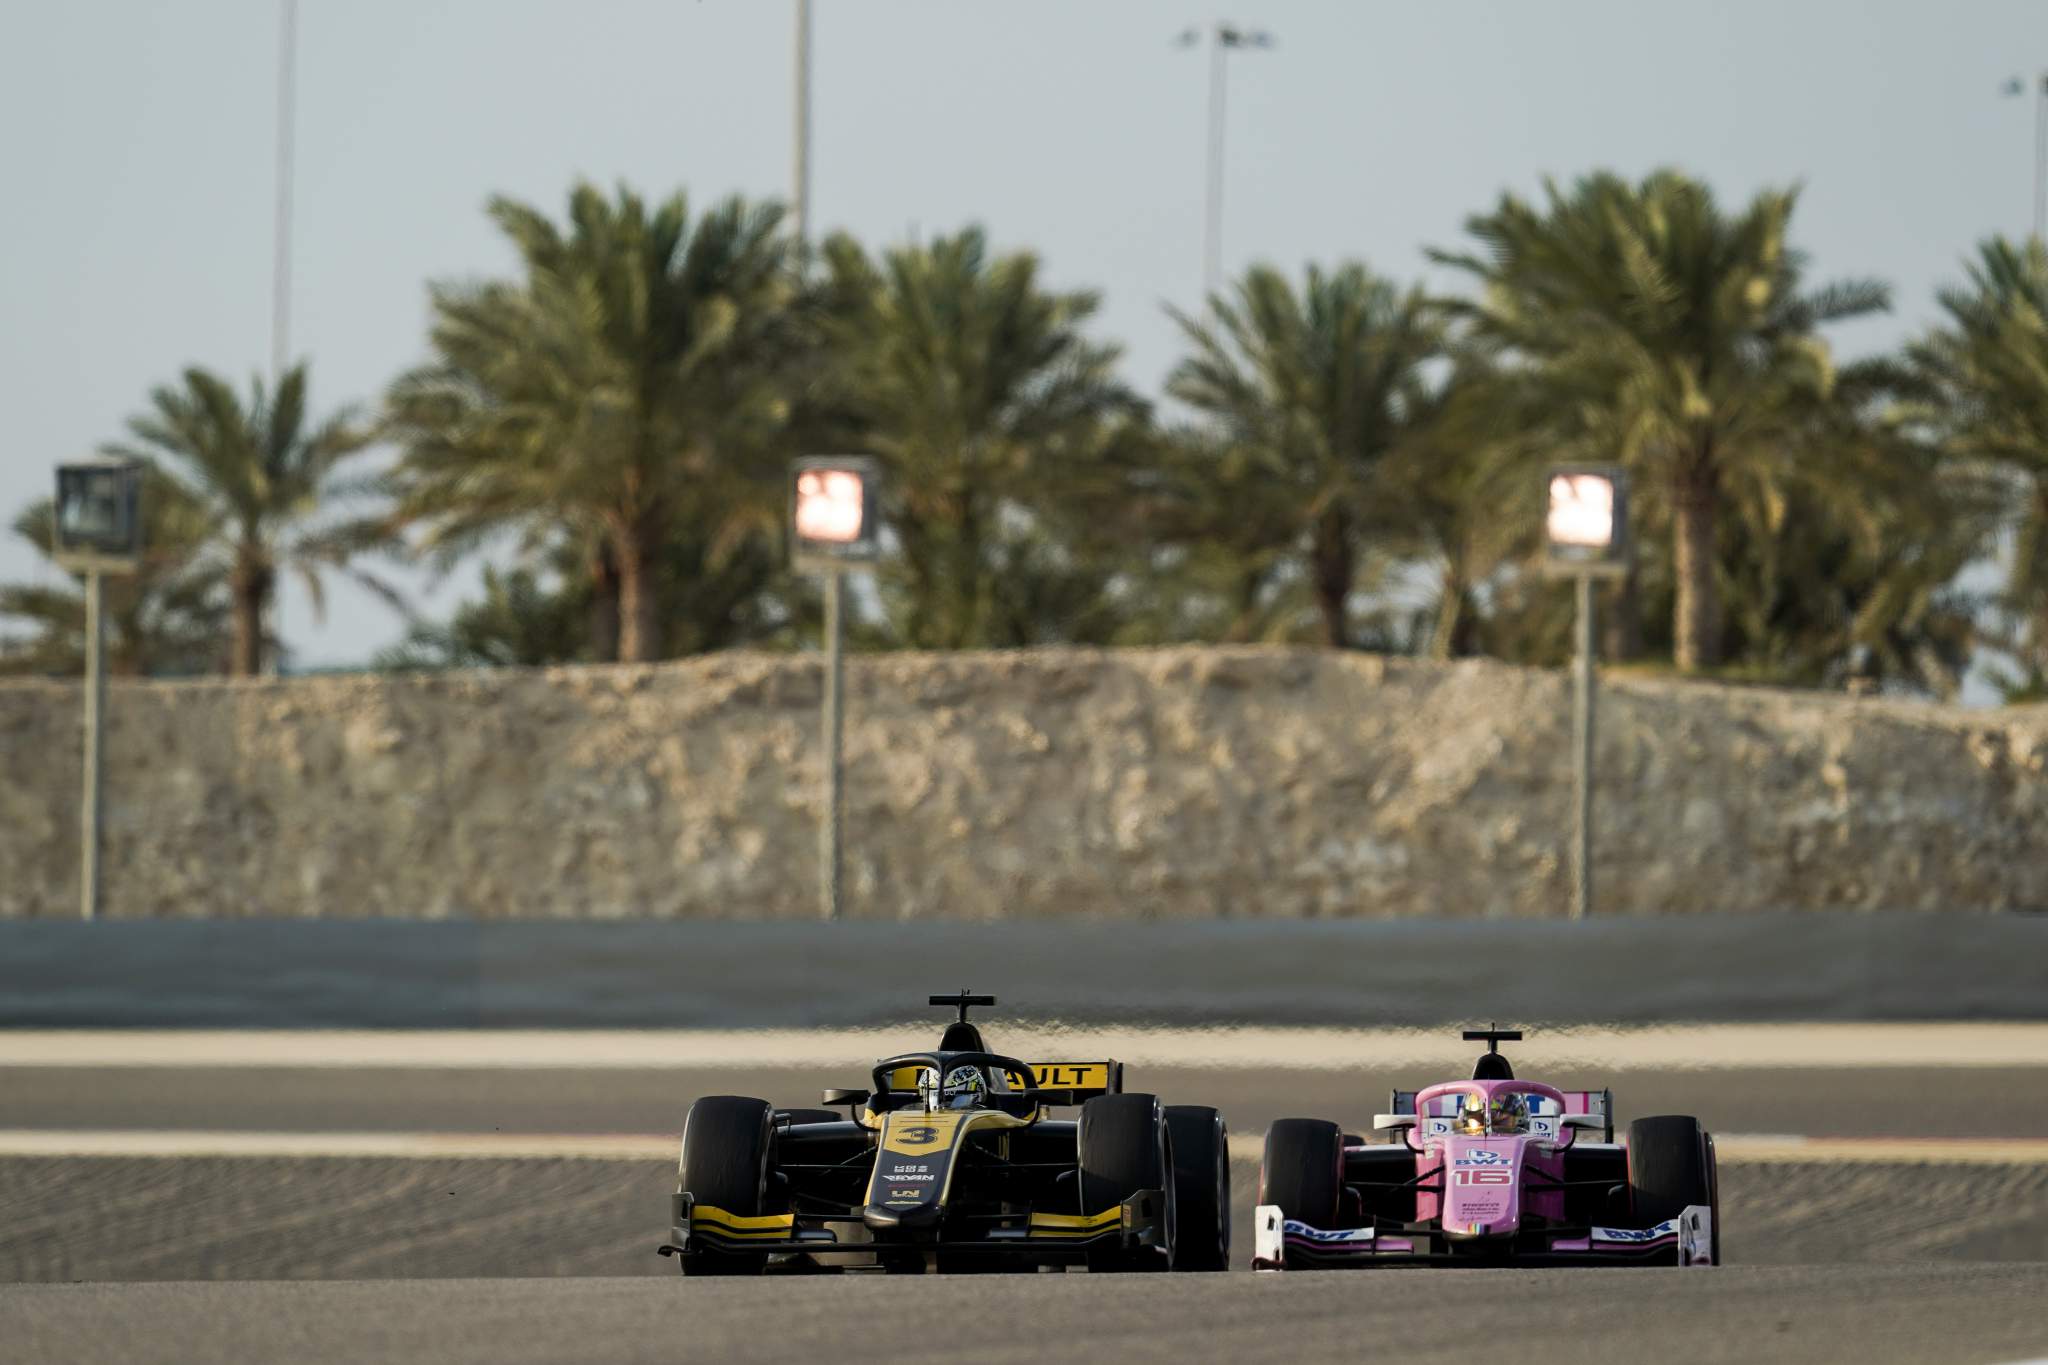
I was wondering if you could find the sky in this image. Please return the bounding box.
[4,0,2048,670]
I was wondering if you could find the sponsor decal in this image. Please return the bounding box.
[1454,1150,1513,1167]
[1456,1200,1504,1218]
[1453,1169,1512,1186]
[1281,1221,1376,1245]
[1591,1218,1678,1244]
[1029,1063,1112,1091]
[884,1171,935,1182]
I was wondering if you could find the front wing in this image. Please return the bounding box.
[658,1189,1169,1266]
[1250,1204,1715,1270]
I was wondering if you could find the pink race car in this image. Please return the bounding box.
[1252,1027,1718,1269]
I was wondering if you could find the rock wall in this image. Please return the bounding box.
[1,648,2043,919]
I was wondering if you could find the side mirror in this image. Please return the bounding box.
[1372,1114,1418,1132]
[821,1088,868,1107]
[1560,1114,1605,1132]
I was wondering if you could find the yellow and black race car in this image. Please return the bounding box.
[658,993,1231,1275]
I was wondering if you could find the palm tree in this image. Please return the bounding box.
[384,184,800,663]
[101,365,387,675]
[1434,170,1890,671]
[1167,262,1442,648]
[1376,355,1546,658]
[0,469,233,676]
[812,227,1143,648]
[1905,236,2048,678]
[374,565,589,670]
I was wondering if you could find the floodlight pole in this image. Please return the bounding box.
[81,570,107,921]
[820,567,845,921]
[1204,34,1228,297]
[2035,73,2046,243]
[1570,573,1597,923]
[793,0,813,249]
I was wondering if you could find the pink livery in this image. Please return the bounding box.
[1251,1026,1718,1270]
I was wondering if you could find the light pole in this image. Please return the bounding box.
[1175,21,1273,298]
[1543,466,1630,922]
[2004,72,2048,242]
[269,0,298,673]
[790,457,882,920]
[273,0,298,382]
[53,461,144,922]
[793,0,813,248]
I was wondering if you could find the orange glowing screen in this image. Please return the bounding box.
[794,469,867,544]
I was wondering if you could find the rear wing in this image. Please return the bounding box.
[1012,1061,1124,1106]
[876,1061,1123,1104]
[1388,1087,1613,1143]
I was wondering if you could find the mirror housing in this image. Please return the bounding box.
[1372,1114,1418,1132]
[821,1087,868,1107]
[1560,1114,1606,1131]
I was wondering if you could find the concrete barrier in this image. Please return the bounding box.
[2,647,2044,920]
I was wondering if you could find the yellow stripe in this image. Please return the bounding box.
[1028,1207,1121,1234]
[691,1205,795,1238]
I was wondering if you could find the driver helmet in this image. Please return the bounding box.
[943,1063,990,1110]
[1456,1091,1530,1135]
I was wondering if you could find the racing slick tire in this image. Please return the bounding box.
[1258,1118,1342,1231]
[1164,1105,1231,1271]
[1627,1115,1713,1228]
[678,1095,775,1277]
[1080,1093,1175,1272]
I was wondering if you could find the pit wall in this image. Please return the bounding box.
[1,648,2042,919]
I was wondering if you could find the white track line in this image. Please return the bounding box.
[2,1024,2046,1071]
[3,1130,2047,1165]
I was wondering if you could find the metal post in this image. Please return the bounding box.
[2033,73,2046,243]
[793,0,813,248]
[272,0,298,382]
[1570,573,1596,922]
[1203,32,1227,297]
[81,571,106,921]
[820,568,844,921]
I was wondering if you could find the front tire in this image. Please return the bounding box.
[1258,1118,1342,1231]
[1080,1093,1174,1271]
[1627,1115,1713,1227]
[1164,1105,1230,1271]
[678,1095,774,1277]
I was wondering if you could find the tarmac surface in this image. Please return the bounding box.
[6,1265,2048,1365]
[5,1062,2042,1140]
[5,913,2044,1027]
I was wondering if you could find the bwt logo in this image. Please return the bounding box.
[1594,1220,1677,1243]
[1284,1223,1374,1244]
[1455,1150,1512,1167]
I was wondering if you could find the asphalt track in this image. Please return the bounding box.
[6,1062,2043,1140]
[5,912,2044,1027]
[6,1266,2048,1365]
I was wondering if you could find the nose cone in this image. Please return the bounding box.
[863,1201,943,1231]
[1440,1138,1523,1239]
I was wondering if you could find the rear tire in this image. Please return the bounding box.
[1164,1105,1230,1271]
[1080,1093,1173,1271]
[1627,1115,1712,1227]
[678,1095,774,1277]
[1258,1118,1342,1230]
